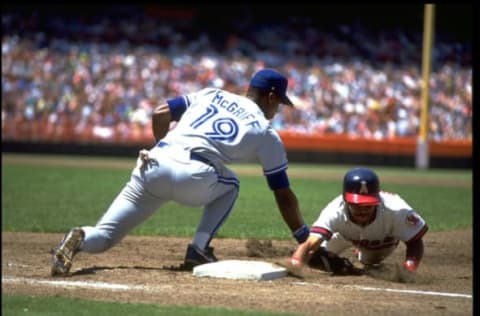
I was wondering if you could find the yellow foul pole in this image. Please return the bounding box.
[416,4,435,169]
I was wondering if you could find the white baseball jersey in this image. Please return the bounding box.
[162,88,288,174]
[310,191,428,251]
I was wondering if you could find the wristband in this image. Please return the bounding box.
[403,258,418,272]
[292,224,309,244]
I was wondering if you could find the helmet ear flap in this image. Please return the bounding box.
[343,167,380,205]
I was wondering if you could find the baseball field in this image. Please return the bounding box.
[2,153,472,315]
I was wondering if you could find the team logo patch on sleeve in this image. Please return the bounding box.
[406,212,421,226]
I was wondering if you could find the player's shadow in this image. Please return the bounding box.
[71,265,167,276]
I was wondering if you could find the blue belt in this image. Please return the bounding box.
[157,141,214,167]
[157,141,168,148]
[191,152,215,167]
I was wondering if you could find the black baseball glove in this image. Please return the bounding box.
[308,247,363,276]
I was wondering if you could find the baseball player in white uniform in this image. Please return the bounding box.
[51,68,310,276]
[289,167,428,275]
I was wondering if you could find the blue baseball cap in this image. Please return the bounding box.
[250,69,294,106]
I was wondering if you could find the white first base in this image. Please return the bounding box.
[192,260,287,281]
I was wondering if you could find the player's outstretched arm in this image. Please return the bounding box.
[273,187,308,242]
[403,238,424,272]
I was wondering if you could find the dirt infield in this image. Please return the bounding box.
[2,230,472,315]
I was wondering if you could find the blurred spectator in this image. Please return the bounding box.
[1,8,472,144]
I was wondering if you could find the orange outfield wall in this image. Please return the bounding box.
[278,132,472,158]
[1,120,472,159]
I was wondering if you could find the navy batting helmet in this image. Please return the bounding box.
[343,167,380,205]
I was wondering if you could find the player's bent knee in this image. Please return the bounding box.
[82,228,120,253]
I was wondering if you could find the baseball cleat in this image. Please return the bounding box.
[183,243,218,270]
[51,227,85,276]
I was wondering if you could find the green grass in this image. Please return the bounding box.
[2,295,300,316]
[1,158,472,235]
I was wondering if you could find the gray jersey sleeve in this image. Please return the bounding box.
[257,126,288,175]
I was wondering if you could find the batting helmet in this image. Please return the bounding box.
[343,167,380,205]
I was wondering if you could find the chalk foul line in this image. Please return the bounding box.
[291,281,472,299]
[2,276,145,291]
[3,276,472,299]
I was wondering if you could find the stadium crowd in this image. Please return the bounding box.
[2,8,472,144]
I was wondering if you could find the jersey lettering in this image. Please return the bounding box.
[210,91,259,126]
[206,117,238,141]
[246,121,261,128]
[351,236,398,249]
[190,104,218,128]
[191,104,239,142]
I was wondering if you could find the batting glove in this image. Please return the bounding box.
[136,149,151,168]
[402,258,418,272]
[287,255,305,278]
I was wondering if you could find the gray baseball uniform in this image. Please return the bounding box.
[80,88,290,253]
